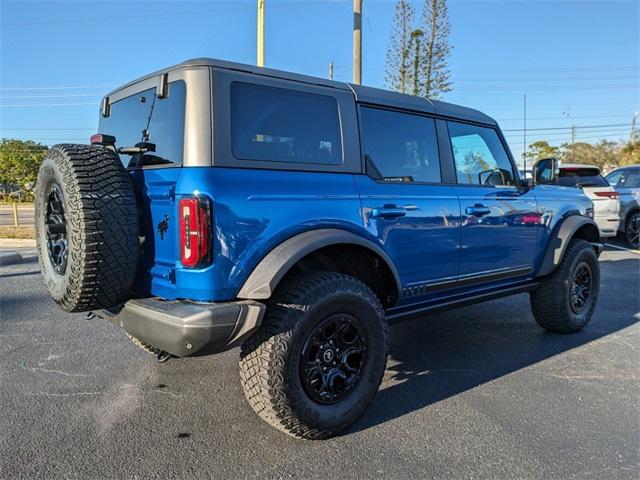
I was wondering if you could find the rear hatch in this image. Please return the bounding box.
[557,166,619,216]
[98,80,187,298]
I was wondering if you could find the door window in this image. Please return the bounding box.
[448,122,515,186]
[360,107,441,183]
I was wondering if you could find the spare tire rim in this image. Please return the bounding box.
[300,313,368,405]
[570,262,592,314]
[45,184,68,274]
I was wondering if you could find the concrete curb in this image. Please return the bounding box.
[0,251,23,266]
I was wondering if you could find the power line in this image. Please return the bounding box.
[0,93,103,99]
[0,1,345,28]
[504,127,631,138]
[496,113,634,122]
[0,7,251,28]
[453,75,638,82]
[452,84,638,92]
[503,123,629,132]
[0,84,116,91]
[360,64,639,73]
[0,103,98,107]
[0,128,94,131]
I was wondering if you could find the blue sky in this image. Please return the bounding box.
[1,0,638,165]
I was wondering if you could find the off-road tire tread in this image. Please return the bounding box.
[239,271,388,440]
[530,239,599,333]
[35,144,139,312]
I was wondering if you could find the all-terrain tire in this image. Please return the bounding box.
[35,144,139,312]
[239,271,389,440]
[530,239,600,333]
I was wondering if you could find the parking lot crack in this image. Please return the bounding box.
[27,367,88,377]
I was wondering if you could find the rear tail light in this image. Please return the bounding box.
[90,133,116,146]
[179,196,212,268]
[594,191,619,199]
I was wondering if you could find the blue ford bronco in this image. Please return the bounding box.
[35,58,602,439]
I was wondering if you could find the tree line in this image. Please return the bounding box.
[524,138,640,171]
[0,139,47,200]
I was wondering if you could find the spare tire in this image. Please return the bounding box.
[35,144,139,312]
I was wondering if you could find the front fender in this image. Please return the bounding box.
[536,215,601,277]
[236,228,402,300]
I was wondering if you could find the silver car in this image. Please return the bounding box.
[606,165,640,248]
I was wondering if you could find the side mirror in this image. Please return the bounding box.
[478,168,506,186]
[532,157,558,185]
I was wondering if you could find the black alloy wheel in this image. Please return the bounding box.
[300,313,368,405]
[569,261,592,314]
[45,183,68,274]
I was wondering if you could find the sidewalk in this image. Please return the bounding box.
[0,238,37,263]
[0,238,36,250]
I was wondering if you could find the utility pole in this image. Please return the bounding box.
[329,62,334,80]
[353,0,362,84]
[523,94,527,173]
[257,0,265,67]
[571,124,576,161]
[630,112,638,143]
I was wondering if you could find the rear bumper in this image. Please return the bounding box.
[95,298,265,357]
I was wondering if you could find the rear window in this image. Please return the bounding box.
[230,82,342,165]
[98,80,186,167]
[557,167,608,187]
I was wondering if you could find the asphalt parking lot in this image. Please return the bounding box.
[1,243,638,479]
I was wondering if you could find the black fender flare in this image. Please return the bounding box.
[236,228,402,300]
[536,215,602,277]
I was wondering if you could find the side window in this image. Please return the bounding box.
[448,121,515,186]
[230,82,342,165]
[606,170,623,187]
[98,80,186,167]
[620,170,640,188]
[360,107,441,183]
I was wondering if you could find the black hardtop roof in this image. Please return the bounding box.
[107,57,497,126]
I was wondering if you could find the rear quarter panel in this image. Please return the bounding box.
[174,167,366,301]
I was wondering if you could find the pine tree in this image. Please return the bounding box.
[409,29,425,96]
[385,0,416,94]
[420,0,453,99]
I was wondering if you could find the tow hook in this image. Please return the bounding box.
[156,351,173,363]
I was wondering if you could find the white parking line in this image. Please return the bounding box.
[606,243,640,254]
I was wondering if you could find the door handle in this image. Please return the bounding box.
[465,204,491,217]
[371,206,407,219]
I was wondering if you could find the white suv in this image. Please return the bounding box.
[557,164,620,238]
